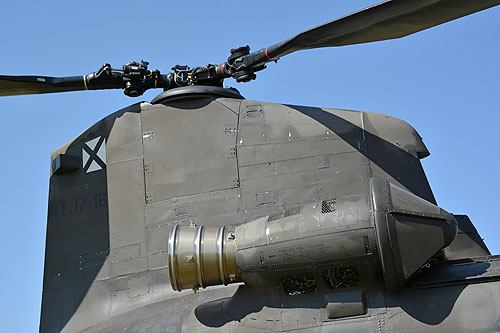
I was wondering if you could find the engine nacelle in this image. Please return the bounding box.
[168,177,457,292]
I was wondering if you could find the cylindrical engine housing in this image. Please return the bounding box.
[168,177,458,292]
[168,224,241,291]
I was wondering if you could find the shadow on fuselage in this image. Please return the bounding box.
[195,263,490,328]
[40,104,142,332]
[287,104,436,204]
[392,261,490,325]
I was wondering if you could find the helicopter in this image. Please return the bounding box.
[1,0,500,332]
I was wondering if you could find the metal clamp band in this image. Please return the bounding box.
[168,224,181,291]
[217,226,227,285]
[195,226,206,288]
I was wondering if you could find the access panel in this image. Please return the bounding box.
[141,98,240,203]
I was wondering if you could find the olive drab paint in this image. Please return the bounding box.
[40,90,498,332]
[1,1,498,331]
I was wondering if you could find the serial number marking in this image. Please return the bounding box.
[49,192,107,217]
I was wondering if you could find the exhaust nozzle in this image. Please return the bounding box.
[168,225,241,291]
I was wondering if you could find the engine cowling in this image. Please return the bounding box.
[168,176,457,292]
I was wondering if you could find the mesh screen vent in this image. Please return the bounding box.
[322,266,359,289]
[321,199,337,214]
[281,272,317,296]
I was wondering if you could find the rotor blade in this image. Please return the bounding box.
[265,0,500,58]
[0,75,89,97]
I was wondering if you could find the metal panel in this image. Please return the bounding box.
[141,99,240,203]
[444,215,491,260]
[324,290,367,319]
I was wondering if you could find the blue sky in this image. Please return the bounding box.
[1,1,499,331]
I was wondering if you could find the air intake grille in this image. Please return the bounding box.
[321,199,336,214]
[323,266,359,289]
[281,272,317,296]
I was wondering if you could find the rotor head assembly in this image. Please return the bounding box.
[2,0,499,98]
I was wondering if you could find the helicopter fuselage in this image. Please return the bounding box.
[40,88,499,332]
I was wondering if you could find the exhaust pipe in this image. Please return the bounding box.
[168,224,241,291]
